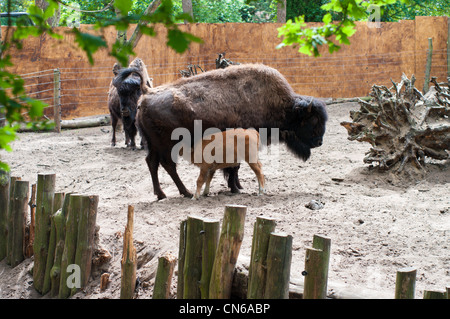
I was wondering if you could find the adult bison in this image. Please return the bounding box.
[129,63,327,200]
[108,58,152,149]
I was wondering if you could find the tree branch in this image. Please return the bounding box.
[127,0,162,49]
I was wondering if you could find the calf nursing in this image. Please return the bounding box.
[191,128,265,199]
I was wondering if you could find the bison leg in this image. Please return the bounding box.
[160,158,193,199]
[124,130,130,147]
[225,166,242,193]
[194,167,208,200]
[145,151,166,200]
[249,160,265,195]
[111,114,118,146]
[202,169,216,196]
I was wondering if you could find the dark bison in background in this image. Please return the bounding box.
[122,63,328,200]
[108,58,153,149]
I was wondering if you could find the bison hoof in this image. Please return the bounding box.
[230,188,241,194]
[183,192,194,199]
[156,194,167,201]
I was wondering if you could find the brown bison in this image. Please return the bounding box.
[124,63,327,200]
[190,128,264,199]
[108,58,153,149]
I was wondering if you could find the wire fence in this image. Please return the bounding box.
[13,47,449,129]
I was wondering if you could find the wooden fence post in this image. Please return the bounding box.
[24,183,36,258]
[177,219,187,299]
[9,180,29,267]
[303,235,331,299]
[0,169,10,261]
[50,193,71,297]
[43,192,64,294]
[264,232,292,299]
[120,205,137,299]
[423,290,446,299]
[248,216,277,299]
[200,218,220,299]
[59,194,81,299]
[33,173,55,294]
[6,176,20,265]
[53,68,61,133]
[72,194,98,295]
[394,267,416,299]
[153,252,177,299]
[183,215,204,299]
[423,38,433,93]
[209,205,246,299]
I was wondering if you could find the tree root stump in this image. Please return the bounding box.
[341,74,450,175]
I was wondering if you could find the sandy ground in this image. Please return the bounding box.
[0,102,448,299]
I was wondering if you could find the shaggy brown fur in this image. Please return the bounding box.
[130,63,327,200]
[191,128,264,199]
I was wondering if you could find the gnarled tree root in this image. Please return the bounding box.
[341,74,450,174]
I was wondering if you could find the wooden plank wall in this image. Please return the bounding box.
[5,16,449,120]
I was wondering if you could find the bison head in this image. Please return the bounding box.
[281,97,328,161]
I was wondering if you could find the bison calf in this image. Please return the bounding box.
[190,128,265,199]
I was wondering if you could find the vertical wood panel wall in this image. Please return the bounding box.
[5,16,448,119]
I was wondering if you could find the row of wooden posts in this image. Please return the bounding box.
[0,171,98,298]
[1,171,449,299]
[145,204,450,300]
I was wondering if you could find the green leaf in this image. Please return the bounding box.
[166,28,202,53]
[71,29,108,65]
[322,13,332,24]
[114,0,133,16]
[43,0,59,20]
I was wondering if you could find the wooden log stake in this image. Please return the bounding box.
[50,193,71,297]
[183,215,204,299]
[153,252,177,299]
[248,216,277,299]
[43,192,64,294]
[264,232,292,299]
[394,267,416,299]
[10,180,29,267]
[200,218,220,299]
[423,290,446,299]
[33,173,56,294]
[6,176,21,265]
[25,183,36,258]
[0,170,10,261]
[209,205,246,299]
[446,286,450,299]
[72,195,99,295]
[120,205,137,299]
[59,194,81,299]
[177,219,187,299]
[303,235,331,299]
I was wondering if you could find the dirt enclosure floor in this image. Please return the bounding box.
[0,102,449,299]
